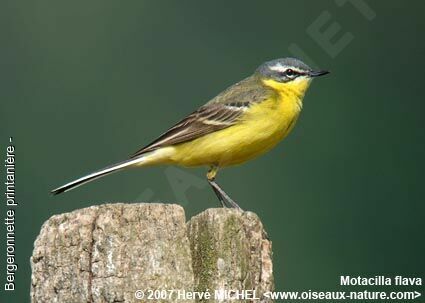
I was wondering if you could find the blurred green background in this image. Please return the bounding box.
[1,0,424,301]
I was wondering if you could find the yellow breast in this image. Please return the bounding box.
[168,79,307,168]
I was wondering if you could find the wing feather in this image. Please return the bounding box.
[130,76,271,158]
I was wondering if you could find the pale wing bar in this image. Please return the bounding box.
[130,103,249,158]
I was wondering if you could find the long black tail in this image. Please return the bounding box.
[51,156,146,195]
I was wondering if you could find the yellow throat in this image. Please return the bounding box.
[262,76,312,110]
[163,77,313,168]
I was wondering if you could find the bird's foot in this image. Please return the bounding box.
[208,179,243,211]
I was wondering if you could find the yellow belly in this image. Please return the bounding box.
[166,94,302,168]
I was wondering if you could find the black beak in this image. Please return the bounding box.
[309,70,330,77]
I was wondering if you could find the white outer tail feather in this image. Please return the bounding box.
[51,155,147,195]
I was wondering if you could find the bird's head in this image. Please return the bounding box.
[256,58,329,96]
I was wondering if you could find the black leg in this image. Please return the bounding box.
[206,166,243,210]
[207,179,229,208]
[208,180,242,210]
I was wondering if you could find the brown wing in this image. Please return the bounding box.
[130,103,248,158]
[130,75,272,158]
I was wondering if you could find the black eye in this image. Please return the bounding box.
[286,69,295,76]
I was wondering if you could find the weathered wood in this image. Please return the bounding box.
[188,209,273,301]
[31,203,273,302]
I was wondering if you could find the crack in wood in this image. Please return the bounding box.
[87,211,99,303]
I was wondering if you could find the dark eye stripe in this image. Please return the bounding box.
[278,70,297,77]
[282,69,308,76]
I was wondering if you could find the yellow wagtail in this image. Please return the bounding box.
[52,57,329,209]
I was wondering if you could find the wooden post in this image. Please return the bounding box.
[31,203,273,302]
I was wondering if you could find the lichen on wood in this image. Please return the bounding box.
[187,209,273,301]
[31,203,273,303]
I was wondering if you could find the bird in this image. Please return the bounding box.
[51,57,329,209]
